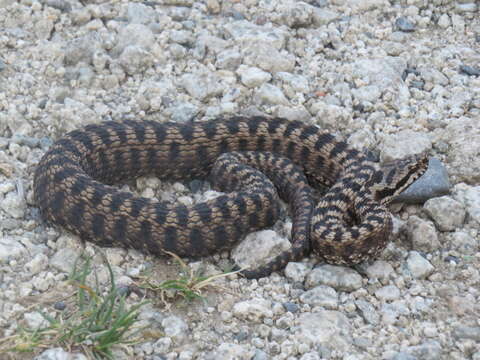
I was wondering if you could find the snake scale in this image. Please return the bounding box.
[33,117,428,278]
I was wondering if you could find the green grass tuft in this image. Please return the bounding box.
[0,254,148,359]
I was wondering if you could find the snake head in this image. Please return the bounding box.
[370,152,429,205]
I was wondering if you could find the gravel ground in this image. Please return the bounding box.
[1,0,480,359]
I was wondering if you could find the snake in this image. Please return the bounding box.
[33,117,429,278]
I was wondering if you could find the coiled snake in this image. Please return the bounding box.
[33,117,428,278]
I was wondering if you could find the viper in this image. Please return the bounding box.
[33,117,428,278]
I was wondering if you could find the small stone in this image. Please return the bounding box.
[1,190,26,219]
[300,352,321,360]
[405,251,434,279]
[232,230,291,273]
[375,285,401,302]
[0,236,26,262]
[153,337,172,354]
[284,262,313,283]
[279,1,314,28]
[420,67,449,86]
[232,298,273,323]
[275,106,310,122]
[424,196,466,231]
[437,14,450,28]
[406,216,441,252]
[282,302,300,313]
[355,300,379,325]
[114,23,155,54]
[456,3,478,13]
[50,248,81,273]
[406,340,442,360]
[391,352,417,360]
[253,349,269,360]
[45,0,72,12]
[297,310,352,350]
[395,17,415,32]
[352,85,382,103]
[168,102,198,123]
[126,3,157,24]
[312,8,339,26]
[216,49,242,71]
[455,185,480,225]
[25,253,49,274]
[275,72,310,93]
[180,73,223,101]
[118,45,153,75]
[24,312,49,329]
[244,45,295,73]
[53,301,66,311]
[169,30,194,46]
[305,265,363,292]
[161,315,188,343]
[256,83,289,105]
[35,348,87,360]
[381,130,431,162]
[206,0,220,14]
[169,43,187,59]
[459,65,480,76]
[443,118,480,183]
[300,285,338,309]
[362,260,394,282]
[213,343,254,360]
[453,326,480,341]
[238,66,271,88]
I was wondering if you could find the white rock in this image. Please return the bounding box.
[443,117,480,183]
[232,298,273,323]
[0,236,26,262]
[375,285,401,301]
[153,337,172,354]
[244,44,295,73]
[25,253,49,274]
[437,14,451,28]
[50,248,81,273]
[454,184,480,225]
[406,216,441,252]
[232,230,290,272]
[300,285,338,309]
[212,343,254,360]
[114,23,155,54]
[284,262,313,283]
[256,83,289,105]
[405,251,434,279]
[424,196,466,231]
[381,130,432,162]
[216,49,242,71]
[305,265,363,292]
[126,3,157,24]
[180,72,223,101]
[296,310,352,350]
[24,311,49,329]
[237,66,271,88]
[275,72,310,93]
[35,347,87,360]
[161,315,188,343]
[223,20,288,50]
[0,190,26,219]
[362,260,394,282]
[118,45,153,75]
[275,105,310,122]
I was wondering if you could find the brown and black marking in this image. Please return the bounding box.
[33,117,428,278]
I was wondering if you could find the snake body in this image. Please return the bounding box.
[33,117,428,278]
